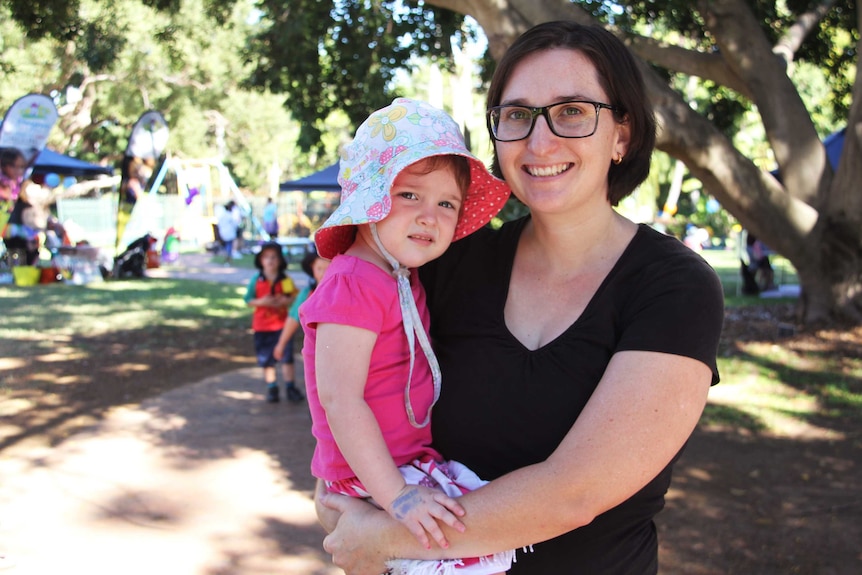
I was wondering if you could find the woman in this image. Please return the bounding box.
[317,21,724,574]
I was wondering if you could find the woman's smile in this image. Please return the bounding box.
[523,162,573,177]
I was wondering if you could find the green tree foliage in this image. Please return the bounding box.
[611,0,856,133]
[0,0,303,191]
[4,0,862,323]
[244,0,468,154]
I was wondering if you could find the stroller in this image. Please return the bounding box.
[113,234,156,278]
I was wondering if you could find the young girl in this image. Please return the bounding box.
[1,149,27,244]
[273,248,330,367]
[0,148,26,204]
[301,98,514,574]
[243,242,299,403]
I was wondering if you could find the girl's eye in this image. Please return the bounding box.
[397,191,417,200]
[439,201,457,210]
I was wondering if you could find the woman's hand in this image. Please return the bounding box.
[319,489,392,574]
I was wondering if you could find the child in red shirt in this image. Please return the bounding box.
[243,242,299,402]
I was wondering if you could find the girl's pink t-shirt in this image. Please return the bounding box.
[300,255,441,481]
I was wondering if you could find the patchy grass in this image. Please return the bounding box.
[692,249,861,439]
[0,277,255,449]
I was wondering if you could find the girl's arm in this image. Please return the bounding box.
[248,293,291,308]
[319,350,712,572]
[316,322,464,550]
[273,316,301,360]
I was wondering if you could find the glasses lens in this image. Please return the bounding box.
[490,107,532,141]
[548,102,599,138]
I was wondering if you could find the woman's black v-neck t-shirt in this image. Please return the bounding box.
[420,217,724,574]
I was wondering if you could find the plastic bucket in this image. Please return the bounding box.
[40,267,61,284]
[12,266,40,287]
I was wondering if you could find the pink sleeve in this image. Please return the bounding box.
[301,267,396,335]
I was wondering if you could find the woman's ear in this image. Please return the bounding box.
[614,115,632,162]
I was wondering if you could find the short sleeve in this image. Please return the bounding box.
[242,273,260,303]
[614,234,724,384]
[289,287,309,322]
[300,258,397,335]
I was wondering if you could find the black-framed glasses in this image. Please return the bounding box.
[487,100,618,142]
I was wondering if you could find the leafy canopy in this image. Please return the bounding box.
[244,0,469,153]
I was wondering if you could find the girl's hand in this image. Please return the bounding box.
[385,484,466,550]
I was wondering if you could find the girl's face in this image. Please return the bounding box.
[311,257,330,282]
[494,48,629,218]
[358,160,463,269]
[2,157,27,181]
[259,249,282,274]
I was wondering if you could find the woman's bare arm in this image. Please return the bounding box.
[319,350,712,572]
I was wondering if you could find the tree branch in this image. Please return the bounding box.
[697,0,826,207]
[773,0,836,66]
[622,34,751,99]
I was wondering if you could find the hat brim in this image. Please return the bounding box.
[315,154,510,260]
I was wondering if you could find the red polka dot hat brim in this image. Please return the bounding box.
[313,98,511,261]
[455,156,511,242]
[314,154,510,261]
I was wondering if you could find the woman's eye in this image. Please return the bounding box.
[559,104,584,117]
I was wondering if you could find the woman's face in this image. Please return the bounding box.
[494,48,629,217]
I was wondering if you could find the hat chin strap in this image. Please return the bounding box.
[370,223,441,429]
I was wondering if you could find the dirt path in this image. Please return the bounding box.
[2,253,860,574]
[0,368,336,575]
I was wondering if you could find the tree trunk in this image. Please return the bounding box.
[428,0,862,327]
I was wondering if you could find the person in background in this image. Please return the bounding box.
[121,157,154,206]
[746,232,777,292]
[216,200,240,264]
[316,21,724,575]
[272,248,329,375]
[263,197,279,239]
[244,241,300,403]
[302,98,513,574]
[1,148,26,212]
[1,148,27,263]
[3,181,45,266]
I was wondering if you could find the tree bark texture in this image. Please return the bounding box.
[426,0,862,325]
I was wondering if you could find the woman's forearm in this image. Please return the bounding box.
[322,351,713,563]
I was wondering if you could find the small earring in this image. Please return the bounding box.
[613,154,623,165]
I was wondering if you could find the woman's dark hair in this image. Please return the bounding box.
[486,21,656,205]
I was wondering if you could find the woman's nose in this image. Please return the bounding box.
[526,114,559,150]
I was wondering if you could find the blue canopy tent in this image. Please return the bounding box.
[771,127,845,182]
[32,148,114,177]
[279,162,341,192]
[823,127,845,169]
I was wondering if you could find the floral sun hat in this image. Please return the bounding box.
[314,97,511,260]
